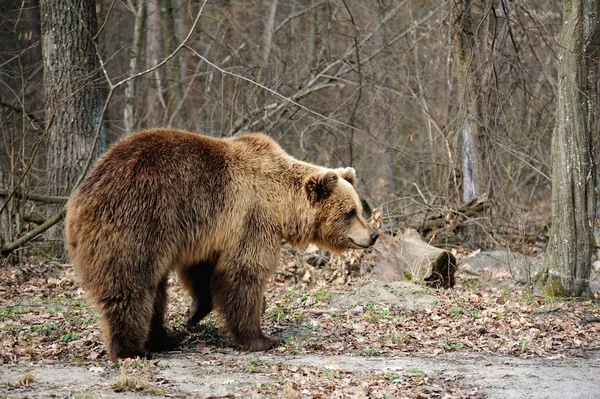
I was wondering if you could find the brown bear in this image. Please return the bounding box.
[65,128,378,360]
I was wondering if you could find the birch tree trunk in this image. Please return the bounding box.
[260,0,279,94]
[535,0,599,298]
[452,0,483,204]
[41,0,104,243]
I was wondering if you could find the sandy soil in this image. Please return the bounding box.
[2,348,599,398]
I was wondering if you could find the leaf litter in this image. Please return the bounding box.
[0,245,599,398]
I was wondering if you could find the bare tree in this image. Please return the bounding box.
[144,0,166,128]
[535,0,599,298]
[159,0,188,128]
[41,0,105,243]
[123,0,146,135]
[263,0,279,69]
[452,0,484,204]
[0,0,43,258]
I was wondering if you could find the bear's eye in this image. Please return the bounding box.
[347,209,357,218]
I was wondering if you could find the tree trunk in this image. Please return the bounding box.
[158,0,187,129]
[41,0,104,243]
[259,0,279,103]
[306,0,317,69]
[123,0,146,135]
[0,165,11,250]
[535,0,599,298]
[172,0,188,84]
[452,0,484,204]
[145,0,165,128]
[263,0,279,68]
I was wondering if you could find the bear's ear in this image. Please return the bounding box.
[336,167,357,186]
[305,171,338,205]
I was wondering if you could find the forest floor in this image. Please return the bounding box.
[1,244,599,398]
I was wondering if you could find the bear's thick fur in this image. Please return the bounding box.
[65,129,378,359]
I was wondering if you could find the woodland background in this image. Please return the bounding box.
[0,0,566,256]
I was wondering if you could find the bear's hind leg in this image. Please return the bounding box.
[145,275,186,353]
[101,291,154,360]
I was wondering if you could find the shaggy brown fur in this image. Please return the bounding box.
[65,129,378,360]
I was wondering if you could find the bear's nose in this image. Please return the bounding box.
[370,232,379,244]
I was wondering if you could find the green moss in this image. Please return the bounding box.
[536,269,568,297]
[544,279,567,297]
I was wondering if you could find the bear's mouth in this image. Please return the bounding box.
[350,239,371,249]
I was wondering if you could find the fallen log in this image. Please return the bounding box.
[416,194,489,233]
[370,229,457,288]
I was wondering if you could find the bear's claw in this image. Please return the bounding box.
[240,336,280,352]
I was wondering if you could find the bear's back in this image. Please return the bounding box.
[79,129,230,196]
[78,130,287,198]
[66,130,294,254]
[66,130,237,253]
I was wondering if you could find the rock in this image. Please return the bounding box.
[463,250,542,284]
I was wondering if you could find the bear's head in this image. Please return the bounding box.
[304,167,379,253]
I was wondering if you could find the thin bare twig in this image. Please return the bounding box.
[186,46,375,141]
[93,0,117,41]
[274,1,324,33]
[0,101,43,131]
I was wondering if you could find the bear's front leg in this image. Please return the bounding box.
[186,293,266,329]
[177,261,215,327]
[184,297,212,327]
[212,263,279,352]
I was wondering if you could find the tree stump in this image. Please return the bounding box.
[371,229,457,288]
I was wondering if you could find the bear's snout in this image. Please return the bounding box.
[370,232,379,245]
[348,225,379,249]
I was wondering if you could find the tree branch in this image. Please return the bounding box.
[185,46,367,137]
[0,101,44,130]
[0,112,54,215]
[0,189,67,204]
[0,206,66,257]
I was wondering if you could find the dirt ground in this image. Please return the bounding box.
[2,347,599,398]
[1,247,599,398]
